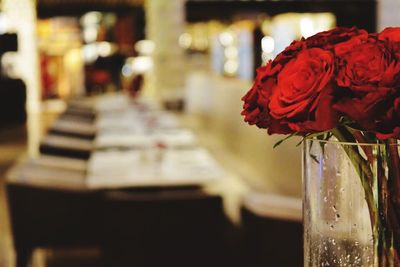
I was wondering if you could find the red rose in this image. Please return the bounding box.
[336,38,392,90]
[379,27,400,61]
[272,40,305,67]
[242,65,274,128]
[333,36,398,131]
[305,27,368,51]
[241,40,306,134]
[242,44,338,135]
[243,26,400,141]
[269,48,337,133]
[378,27,400,61]
[378,27,400,42]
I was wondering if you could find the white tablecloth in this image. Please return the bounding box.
[87,148,224,188]
[95,128,197,149]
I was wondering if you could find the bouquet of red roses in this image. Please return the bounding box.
[242,27,400,265]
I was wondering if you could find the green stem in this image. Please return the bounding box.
[376,147,390,267]
[331,127,400,266]
[331,127,377,228]
[351,130,375,163]
[331,127,387,266]
[384,140,400,262]
[387,139,400,224]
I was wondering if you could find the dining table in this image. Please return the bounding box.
[6,93,233,267]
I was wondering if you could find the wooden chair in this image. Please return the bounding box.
[101,189,232,267]
[240,193,303,267]
[6,184,102,267]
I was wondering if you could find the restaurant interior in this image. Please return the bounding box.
[0,0,396,266]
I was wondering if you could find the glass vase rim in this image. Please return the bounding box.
[305,136,400,147]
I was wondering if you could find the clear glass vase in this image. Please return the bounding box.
[303,138,400,267]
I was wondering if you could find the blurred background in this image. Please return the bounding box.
[0,0,396,266]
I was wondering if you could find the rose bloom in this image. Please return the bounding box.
[242,44,338,135]
[241,64,282,131]
[333,34,399,134]
[305,26,368,51]
[241,40,306,134]
[378,27,400,42]
[379,27,400,62]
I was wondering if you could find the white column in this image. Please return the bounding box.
[377,0,400,31]
[2,0,42,156]
[144,0,186,101]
